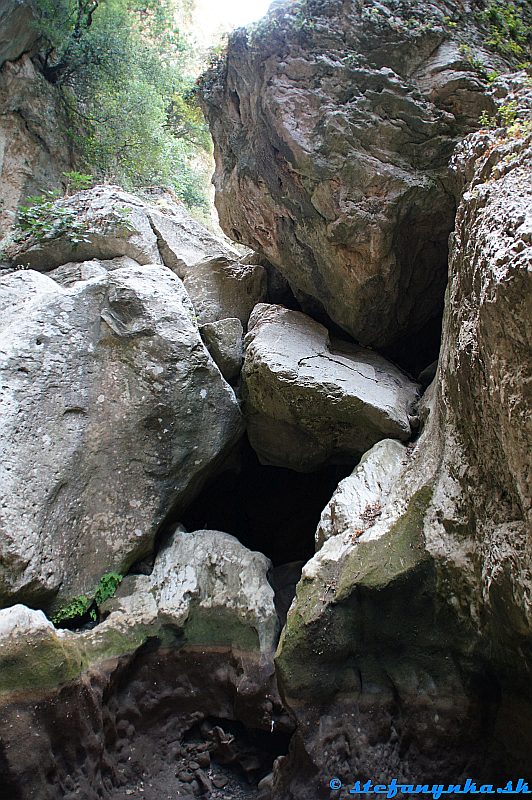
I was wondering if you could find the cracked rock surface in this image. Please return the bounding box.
[242,303,419,470]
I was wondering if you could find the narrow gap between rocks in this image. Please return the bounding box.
[180,436,353,568]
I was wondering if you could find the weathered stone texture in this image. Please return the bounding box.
[242,303,419,470]
[0,265,243,609]
[200,0,497,350]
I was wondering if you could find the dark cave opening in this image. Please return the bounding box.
[181,436,354,568]
[384,308,444,380]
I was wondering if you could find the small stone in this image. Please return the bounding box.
[195,769,212,793]
[188,761,200,771]
[195,751,210,768]
[212,775,228,789]
[177,771,194,783]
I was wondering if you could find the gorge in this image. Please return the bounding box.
[0,1,531,799]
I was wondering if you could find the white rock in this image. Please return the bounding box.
[98,529,279,655]
[316,439,407,548]
[243,304,419,470]
[0,266,243,608]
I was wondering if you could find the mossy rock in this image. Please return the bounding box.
[0,630,84,695]
[277,485,435,701]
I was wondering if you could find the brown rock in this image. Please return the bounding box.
[199,1,497,350]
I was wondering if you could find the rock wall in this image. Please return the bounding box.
[0,1,530,799]
[199,0,501,357]
[274,79,532,795]
[0,0,74,238]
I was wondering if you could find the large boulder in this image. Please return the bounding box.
[2,185,238,271]
[242,303,419,470]
[0,265,243,610]
[199,0,499,351]
[94,529,279,658]
[274,81,532,795]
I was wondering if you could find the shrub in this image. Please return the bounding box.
[33,0,210,209]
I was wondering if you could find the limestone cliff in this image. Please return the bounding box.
[0,2,73,236]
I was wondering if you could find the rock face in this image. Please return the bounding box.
[199,0,497,350]
[200,318,244,383]
[0,265,243,610]
[3,185,238,271]
[242,303,419,470]
[315,438,407,548]
[98,529,279,657]
[275,84,532,795]
[0,1,38,68]
[0,55,73,236]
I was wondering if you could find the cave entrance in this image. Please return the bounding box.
[181,437,353,567]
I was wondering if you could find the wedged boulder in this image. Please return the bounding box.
[95,529,279,658]
[183,255,267,326]
[0,265,243,610]
[200,318,244,383]
[3,185,238,271]
[315,438,407,548]
[199,0,500,350]
[242,303,419,470]
[274,82,532,796]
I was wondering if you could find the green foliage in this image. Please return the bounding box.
[94,571,123,606]
[499,99,519,125]
[459,43,488,76]
[51,571,123,627]
[15,191,91,246]
[51,594,92,626]
[477,1,532,62]
[479,100,531,139]
[33,0,210,208]
[63,170,94,193]
[479,109,497,128]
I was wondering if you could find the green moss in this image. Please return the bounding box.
[277,484,435,700]
[336,484,433,597]
[80,625,150,665]
[184,606,259,651]
[0,634,84,695]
